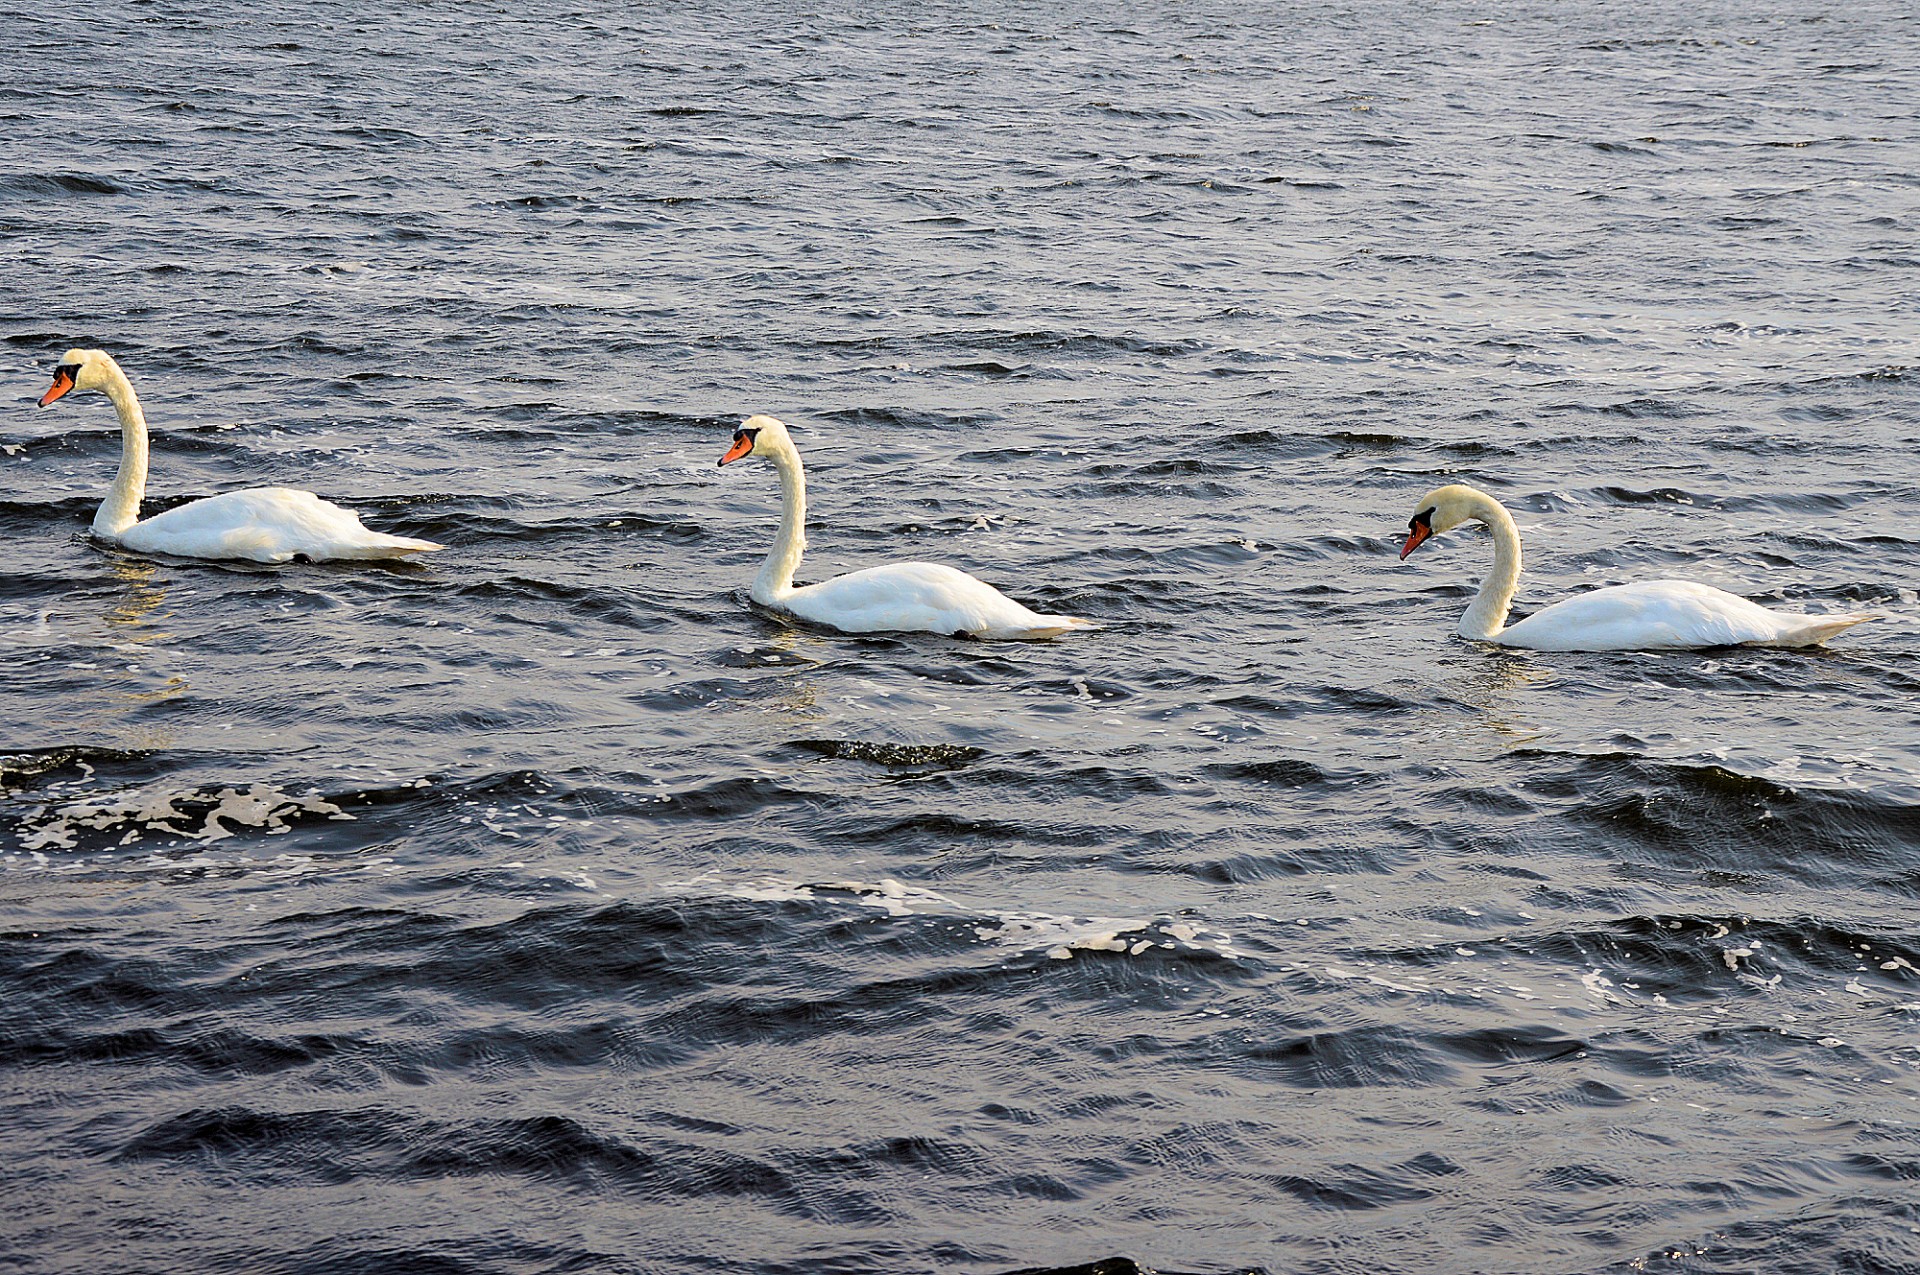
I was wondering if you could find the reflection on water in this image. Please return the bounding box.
[78,555,188,743]
[1412,647,1553,754]
[103,555,173,644]
[761,633,825,720]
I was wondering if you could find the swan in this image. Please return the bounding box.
[35,348,443,563]
[717,415,1090,639]
[1397,483,1870,651]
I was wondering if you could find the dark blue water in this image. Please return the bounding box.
[4,2,1919,1272]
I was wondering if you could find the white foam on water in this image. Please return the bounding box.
[660,873,965,918]
[10,782,353,854]
[658,872,1243,959]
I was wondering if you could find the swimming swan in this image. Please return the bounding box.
[717,415,1090,639]
[36,348,443,563]
[1398,484,1869,651]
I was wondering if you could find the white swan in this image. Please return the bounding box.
[36,348,443,563]
[717,415,1090,639]
[1398,484,1870,651]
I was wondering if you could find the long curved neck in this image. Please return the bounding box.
[91,361,150,538]
[753,443,807,604]
[1460,495,1522,641]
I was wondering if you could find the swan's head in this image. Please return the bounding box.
[718,414,791,467]
[1399,484,1488,560]
[37,348,113,408]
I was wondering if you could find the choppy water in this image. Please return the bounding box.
[5,2,1919,1272]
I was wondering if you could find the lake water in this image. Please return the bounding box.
[4,2,1918,1272]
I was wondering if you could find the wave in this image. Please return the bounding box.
[0,173,128,197]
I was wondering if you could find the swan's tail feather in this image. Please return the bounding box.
[1756,613,1873,648]
[334,535,446,560]
[979,614,1096,641]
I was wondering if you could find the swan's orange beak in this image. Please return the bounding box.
[718,433,754,466]
[37,365,76,408]
[1399,519,1432,560]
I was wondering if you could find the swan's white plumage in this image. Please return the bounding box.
[116,488,438,563]
[37,348,442,564]
[783,562,1087,639]
[1399,483,1869,652]
[1499,579,1866,651]
[720,415,1089,640]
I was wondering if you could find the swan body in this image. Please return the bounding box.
[1398,484,1869,652]
[718,415,1090,640]
[36,348,442,563]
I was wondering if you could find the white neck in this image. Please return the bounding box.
[1459,493,1522,641]
[752,441,807,604]
[91,360,150,538]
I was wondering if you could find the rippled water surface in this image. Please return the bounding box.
[5,2,1919,1272]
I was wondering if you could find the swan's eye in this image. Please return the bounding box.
[1410,508,1434,531]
